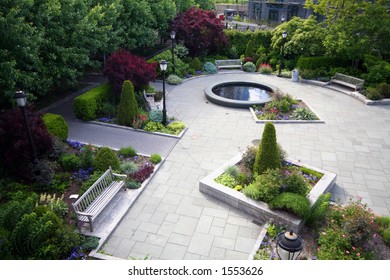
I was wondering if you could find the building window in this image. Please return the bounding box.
[287,6,299,20]
[269,9,279,21]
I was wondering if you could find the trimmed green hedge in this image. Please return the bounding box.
[296,56,348,71]
[73,83,112,121]
[42,113,68,140]
[224,29,272,57]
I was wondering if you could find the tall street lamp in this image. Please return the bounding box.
[277,31,288,77]
[14,90,37,161]
[170,31,176,75]
[159,60,168,126]
[281,15,286,24]
[276,229,304,260]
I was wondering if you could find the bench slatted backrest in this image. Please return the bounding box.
[74,168,114,212]
[216,59,241,66]
[335,73,364,87]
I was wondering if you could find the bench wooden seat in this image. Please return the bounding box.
[72,167,127,232]
[329,73,364,92]
[215,59,242,70]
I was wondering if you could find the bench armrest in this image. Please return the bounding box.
[74,211,93,217]
[112,173,127,180]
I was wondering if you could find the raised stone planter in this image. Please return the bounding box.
[249,99,325,124]
[199,154,337,232]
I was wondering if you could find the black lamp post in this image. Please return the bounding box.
[281,15,286,24]
[277,31,288,77]
[276,229,304,260]
[159,60,168,126]
[170,31,176,75]
[14,91,37,161]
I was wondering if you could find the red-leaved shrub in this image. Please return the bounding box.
[104,50,157,93]
[130,164,154,183]
[0,106,53,180]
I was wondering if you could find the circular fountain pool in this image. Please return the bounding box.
[205,81,275,108]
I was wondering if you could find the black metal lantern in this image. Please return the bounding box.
[13,90,37,160]
[159,60,168,126]
[170,31,176,74]
[14,90,28,107]
[276,229,304,260]
[277,31,288,77]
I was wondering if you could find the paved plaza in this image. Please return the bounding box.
[50,72,390,260]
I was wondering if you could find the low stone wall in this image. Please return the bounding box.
[199,154,337,232]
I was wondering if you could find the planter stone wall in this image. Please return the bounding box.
[199,154,337,232]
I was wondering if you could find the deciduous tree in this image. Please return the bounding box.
[104,50,157,93]
[171,7,228,56]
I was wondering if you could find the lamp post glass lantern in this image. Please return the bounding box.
[276,229,304,260]
[159,60,168,126]
[278,31,288,77]
[170,31,176,74]
[14,90,28,107]
[13,91,37,160]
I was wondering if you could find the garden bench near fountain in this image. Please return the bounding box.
[329,73,364,92]
[215,59,242,70]
[72,167,127,232]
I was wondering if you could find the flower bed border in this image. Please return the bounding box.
[249,99,325,124]
[64,140,166,259]
[88,120,188,139]
[87,152,165,260]
[199,154,336,232]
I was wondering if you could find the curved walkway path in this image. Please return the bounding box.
[49,72,390,260]
[97,72,390,260]
[49,80,179,157]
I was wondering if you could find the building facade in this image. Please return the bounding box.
[248,0,313,23]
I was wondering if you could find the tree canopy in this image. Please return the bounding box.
[0,0,179,108]
[305,0,390,61]
[171,7,228,57]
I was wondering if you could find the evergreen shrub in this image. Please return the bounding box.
[167,74,183,85]
[243,62,256,72]
[296,56,347,71]
[306,193,331,228]
[254,122,281,174]
[73,83,111,121]
[190,57,203,71]
[269,192,311,219]
[59,154,81,171]
[117,80,138,126]
[92,147,120,171]
[283,170,309,196]
[203,62,218,74]
[42,113,68,140]
[252,169,282,203]
[148,109,163,123]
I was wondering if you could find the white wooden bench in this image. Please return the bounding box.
[329,73,364,92]
[72,167,127,232]
[215,59,242,70]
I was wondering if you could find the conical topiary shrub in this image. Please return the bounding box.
[93,147,120,171]
[117,80,138,126]
[254,122,281,174]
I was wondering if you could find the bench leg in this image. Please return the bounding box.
[88,216,94,232]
